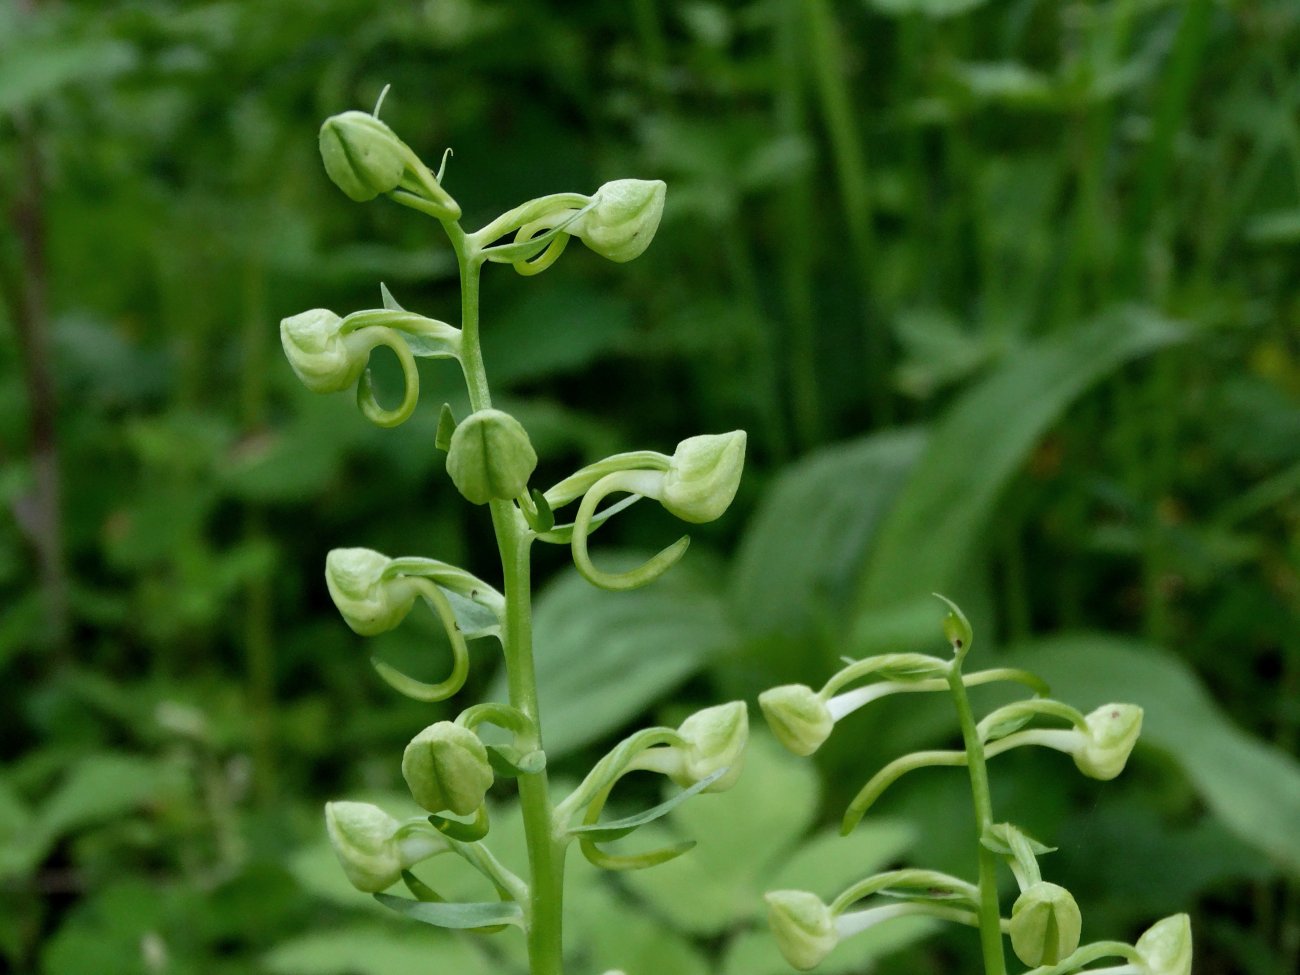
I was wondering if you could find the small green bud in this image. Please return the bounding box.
[319,110,460,217]
[281,309,366,393]
[1075,703,1143,780]
[446,409,538,505]
[1009,882,1082,967]
[661,431,746,524]
[325,548,417,636]
[324,801,442,893]
[320,111,407,202]
[402,721,494,816]
[571,179,667,262]
[765,890,838,971]
[1135,913,1193,975]
[668,701,748,792]
[758,684,834,757]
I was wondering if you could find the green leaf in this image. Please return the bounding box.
[569,768,725,841]
[373,893,524,930]
[1008,636,1300,876]
[730,429,925,640]
[853,309,1184,651]
[495,554,737,758]
[263,923,495,975]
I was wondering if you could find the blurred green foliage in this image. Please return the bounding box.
[2,0,1299,973]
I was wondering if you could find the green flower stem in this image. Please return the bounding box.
[443,218,566,975]
[947,655,1008,975]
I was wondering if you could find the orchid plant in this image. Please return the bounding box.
[759,597,1193,975]
[281,92,749,975]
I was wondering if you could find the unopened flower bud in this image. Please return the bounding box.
[281,309,366,393]
[759,685,834,757]
[325,548,417,636]
[661,431,746,524]
[402,721,494,816]
[319,110,460,217]
[765,890,838,971]
[668,701,748,793]
[1010,882,1081,967]
[571,179,666,263]
[324,800,442,893]
[1135,914,1193,975]
[1075,704,1142,780]
[446,409,538,505]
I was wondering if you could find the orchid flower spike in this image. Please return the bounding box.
[325,801,445,893]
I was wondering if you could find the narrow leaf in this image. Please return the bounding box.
[373,894,523,930]
[568,769,725,841]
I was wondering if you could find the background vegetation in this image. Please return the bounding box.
[3,0,1299,973]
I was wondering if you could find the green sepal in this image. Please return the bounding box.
[486,744,546,778]
[822,653,951,696]
[977,699,1087,745]
[830,868,982,915]
[579,835,696,872]
[522,488,555,533]
[380,281,406,311]
[566,767,724,842]
[436,403,457,452]
[401,870,442,902]
[981,823,1056,858]
[934,593,974,656]
[979,710,1036,743]
[374,893,523,930]
[428,805,490,842]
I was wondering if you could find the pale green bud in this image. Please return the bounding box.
[1135,914,1193,975]
[758,684,834,757]
[281,309,366,393]
[402,721,494,816]
[765,890,838,971]
[324,548,417,636]
[571,179,666,262]
[446,409,538,505]
[1009,882,1082,967]
[668,701,748,793]
[324,800,442,893]
[661,431,746,524]
[318,111,460,218]
[1075,704,1143,780]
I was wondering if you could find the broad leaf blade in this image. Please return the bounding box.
[854,310,1184,652]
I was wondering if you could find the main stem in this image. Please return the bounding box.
[446,222,566,975]
[948,656,1008,975]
